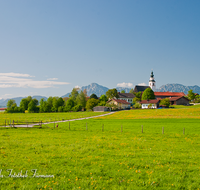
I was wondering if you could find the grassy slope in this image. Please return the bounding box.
[0,105,200,189]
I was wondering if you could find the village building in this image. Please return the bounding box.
[133,85,150,93]
[149,71,156,91]
[118,92,135,104]
[169,96,189,106]
[107,99,131,110]
[140,99,160,109]
[154,92,185,99]
[0,108,7,112]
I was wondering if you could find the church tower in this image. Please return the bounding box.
[149,70,156,91]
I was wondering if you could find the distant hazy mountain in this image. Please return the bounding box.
[0,96,48,107]
[157,84,200,94]
[62,83,133,98]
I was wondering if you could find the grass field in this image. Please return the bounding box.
[0,105,200,189]
[0,112,108,126]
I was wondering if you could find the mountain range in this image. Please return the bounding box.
[1,83,200,107]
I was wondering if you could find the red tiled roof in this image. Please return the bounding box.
[140,99,160,104]
[107,99,131,104]
[154,92,185,97]
[0,108,7,110]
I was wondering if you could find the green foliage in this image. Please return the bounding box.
[195,95,200,103]
[69,88,79,101]
[72,104,82,112]
[129,88,134,94]
[159,98,170,107]
[64,98,75,112]
[90,93,98,99]
[28,99,39,113]
[105,103,118,111]
[132,92,142,103]
[134,102,141,109]
[99,94,108,102]
[86,98,99,110]
[7,99,17,109]
[188,89,195,101]
[121,90,125,93]
[76,91,87,108]
[142,88,155,100]
[106,88,119,99]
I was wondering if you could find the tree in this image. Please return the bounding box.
[106,89,119,99]
[90,93,98,99]
[98,94,108,106]
[69,88,79,101]
[142,88,155,100]
[64,98,75,112]
[83,89,87,97]
[28,100,39,113]
[76,91,87,108]
[159,98,170,107]
[132,92,142,103]
[7,99,17,109]
[188,89,195,102]
[129,88,134,94]
[121,90,125,93]
[86,98,99,110]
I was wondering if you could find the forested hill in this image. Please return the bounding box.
[157,84,200,94]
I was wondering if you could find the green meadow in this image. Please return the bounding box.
[0,106,200,189]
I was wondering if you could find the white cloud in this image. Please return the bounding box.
[117,82,134,88]
[75,85,81,89]
[47,78,58,81]
[0,72,34,77]
[137,83,147,86]
[0,73,70,89]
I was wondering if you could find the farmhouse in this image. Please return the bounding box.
[107,99,131,109]
[154,92,185,99]
[140,99,160,109]
[134,85,150,93]
[0,108,7,112]
[118,92,135,104]
[169,96,189,106]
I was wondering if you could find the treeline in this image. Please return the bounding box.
[6,88,110,113]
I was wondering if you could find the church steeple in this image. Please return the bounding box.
[149,70,156,91]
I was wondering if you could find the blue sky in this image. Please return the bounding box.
[0,0,200,99]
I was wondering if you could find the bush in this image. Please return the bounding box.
[72,104,82,112]
[134,103,141,109]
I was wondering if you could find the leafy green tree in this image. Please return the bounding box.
[69,88,79,101]
[132,92,142,103]
[76,91,87,108]
[129,88,134,94]
[28,100,39,113]
[47,96,53,108]
[188,89,195,102]
[99,94,108,102]
[72,104,82,112]
[7,99,17,109]
[195,95,200,103]
[86,98,99,110]
[98,94,108,106]
[142,88,155,100]
[106,89,119,99]
[159,98,170,107]
[90,93,98,99]
[121,90,125,93]
[64,98,75,112]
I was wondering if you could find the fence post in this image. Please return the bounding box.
[69,122,70,130]
[141,125,143,133]
[162,127,164,134]
[102,124,104,132]
[183,128,185,135]
[121,125,123,132]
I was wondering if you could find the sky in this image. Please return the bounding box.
[0,0,200,99]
